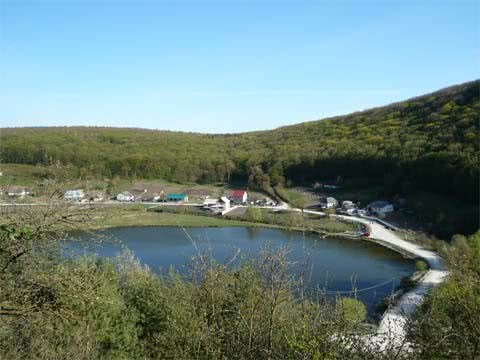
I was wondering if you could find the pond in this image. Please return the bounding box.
[67,226,415,316]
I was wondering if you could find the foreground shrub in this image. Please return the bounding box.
[408,231,480,359]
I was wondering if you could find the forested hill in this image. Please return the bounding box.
[1,80,479,230]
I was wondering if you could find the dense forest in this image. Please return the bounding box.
[1,80,479,236]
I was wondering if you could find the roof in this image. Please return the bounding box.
[231,190,247,198]
[320,197,337,203]
[167,193,187,199]
[139,192,160,199]
[220,196,230,203]
[203,198,218,205]
[6,186,31,193]
[65,189,84,193]
[130,182,166,193]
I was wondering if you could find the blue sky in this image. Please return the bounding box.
[0,0,478,133]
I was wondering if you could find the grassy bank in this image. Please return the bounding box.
[90,204,359,241]
[89,205,264,229]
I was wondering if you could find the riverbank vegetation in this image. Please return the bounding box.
[1,80,478,238]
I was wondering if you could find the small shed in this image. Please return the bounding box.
[167,193,189,202]
[64,189,85,200]
[117,191,135,202]
[319,197,338,209]
[367,200,394,215]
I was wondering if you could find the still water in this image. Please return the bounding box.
[68,226,415,315]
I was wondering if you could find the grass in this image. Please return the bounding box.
[88,205,357,238]
[90,206,264,229]
[275,186,310,205]
[0,163,50,188]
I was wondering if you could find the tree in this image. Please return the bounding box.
[337,297,367,323]
[246,207,263,223]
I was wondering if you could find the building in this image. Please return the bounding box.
[139,192,161,202]
[86,191,104,202]
[64,189,85,200]
[230,190,248,204]
[203,197,219,208]
[166,193,188,202]
[5,186,31,198]
[367,200,394,215]
[117,191,135,202]
[219,196,231,210]
[342,200,355,209]
[130,182,166,196]
[319,197,338,209]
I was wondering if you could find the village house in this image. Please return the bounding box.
[166,193,188,203]
[219,196,231,210]
[319,197,338,209]
[339,200,356,215]
[342,200,355,209]
[86,191,105,202]
[230,190,248,204]
[117,191,135,202]
[203,196,230,213]
[5,186,32,198]
[64,189,85,200]
[367,200,394,216]
[138,192,161,202]
[203,197,219,208]
[130,182,166,195]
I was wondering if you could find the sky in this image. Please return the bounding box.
[0,0,478,133]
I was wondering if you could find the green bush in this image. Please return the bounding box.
[415,260,428,271]
[409,231,480,359]
[337,297,367,323]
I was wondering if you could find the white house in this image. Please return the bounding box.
[342,200,355,209]
[231,190,248,204]
[117,191,135,202]
[319,197,338,209]
[6,186,31,198]
[203,197,219,208]
[64,189,85,200]
[219,196,231,210]
[86,191,104,202]
[367,200,394,215]
[139,192,161,202]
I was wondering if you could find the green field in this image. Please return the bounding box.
[91,206,264,229]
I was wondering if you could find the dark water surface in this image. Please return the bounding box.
[67,226,415,315]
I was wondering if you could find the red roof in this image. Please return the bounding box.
[231,190,246,198]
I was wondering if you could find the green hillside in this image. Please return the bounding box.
[1,80,479,236]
